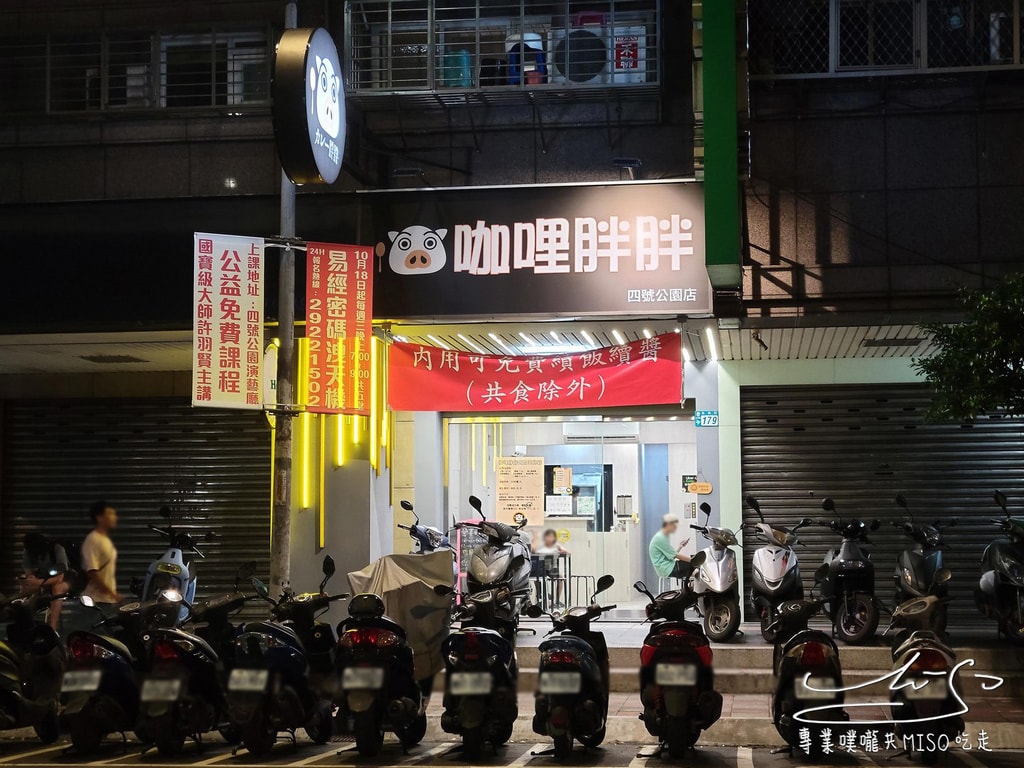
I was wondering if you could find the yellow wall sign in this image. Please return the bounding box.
[687,481,713,495]
[557,529,571,543]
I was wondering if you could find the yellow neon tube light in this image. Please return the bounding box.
[370,338,379,471]
[334,415,344,467]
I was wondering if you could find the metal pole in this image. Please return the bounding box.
[271,0,298,598]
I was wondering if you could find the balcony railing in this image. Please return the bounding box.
[748,0,1024,78]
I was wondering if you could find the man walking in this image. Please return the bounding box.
[649,514,692,581]
[81,501,120,605]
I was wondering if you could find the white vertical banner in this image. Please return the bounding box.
[192,232,265,409]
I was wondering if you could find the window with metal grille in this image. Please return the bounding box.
[838,0,915,69]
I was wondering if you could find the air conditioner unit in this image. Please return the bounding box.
[610,25,647,84]
[549,25,611,84]
[563,422,640,444]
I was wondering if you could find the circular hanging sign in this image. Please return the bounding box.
[273,27,346,185]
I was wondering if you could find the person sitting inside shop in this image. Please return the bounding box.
[649,514,692,583]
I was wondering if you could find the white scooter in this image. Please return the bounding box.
[690,502,742,642]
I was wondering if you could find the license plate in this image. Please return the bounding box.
[228,668,269,692]
[448,671,492,696]
[656,663,697,686]
[795,676,839,700]
[141,678,182,702]
[342,666,385,690]
[539,672,581,695]
[62,669,102,693]
[904,678,947,701]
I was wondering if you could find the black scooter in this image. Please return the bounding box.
[336,593,426,757]
[765,565,849,758]
[0,584,66,743]
[527,574,615,760]
[633,551,722,758]
[437,584,524,758]
[976,490,1024,641]
[886,574,963,765]
[817,497,881,644]
[227,557,346,756]
[892,494,955,632]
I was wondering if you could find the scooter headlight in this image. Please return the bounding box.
[997,552,1024,584]
[427,530,445,549]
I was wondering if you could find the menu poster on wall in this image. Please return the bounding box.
[552,466,573,495]
[192,232,264,410]
[496,456,545,526]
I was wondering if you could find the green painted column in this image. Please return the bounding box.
[701,0,742,289]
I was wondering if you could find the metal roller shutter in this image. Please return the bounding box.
[1,399,271,607]
[740,384,1024,629]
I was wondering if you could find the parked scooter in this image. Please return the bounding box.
[886,574,963,765]
[437,584,524,758]
[398,499,452,555]
[137,567,256,756]
[747,495,813,642]
[61,594,182,753]
[764,565,848,757]
[975,490,1024,641]
[143,507,209,621]
[816,498,881,644]
[336,593,426,757]
[227,557,345,756]
[526,574,615,760]
[0,583,66,743]
[458,495,532,640]
[690,502,742,641]
[633,551,722,758]
[892,494,955,633]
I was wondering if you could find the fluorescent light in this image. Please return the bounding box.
[522,344,585,356]
[550,331,561,342]
[611,329,626,345]
[458,333,487,355]
[643,328,652,339]
[581,330,595,346]
[674,327,682,333]
[705,327,718,361]
[518,332,537,346]
[427,334,451,350]
[488,332,517,354]
[683,345,692,363]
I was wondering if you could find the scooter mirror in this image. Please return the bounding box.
[690,550,708,568]
[814,563,829,583]
[400,500,414,511]
[595,574,615,595]
[235,561,256,589]
[799,517,813,527]
[821,498,836,512]
[433,583,455,597]
[870,519,881,531]
[995,490,1008,511]
[159,505,172,519]
[632,581,655,600]
[895,493,908,509]
[469,495,483,514]
[251,578,271,599]
[524,604,544,619]
[322,555,337,577]
[934,568,952,585]
[745,495,762,515]
[699,502,712,516]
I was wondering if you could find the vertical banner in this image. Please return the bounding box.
[306,242,374,414]
[193,233,265,409]
[495,456,545,526]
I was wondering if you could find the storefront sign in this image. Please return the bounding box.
[305,242,373,414]
[694,410,720,427]
[687,481,714,495]
[496,456,545,526]
[388,333,682,412]
[192,233,265,410]
[273,28,345,185]
[363,181,708,319]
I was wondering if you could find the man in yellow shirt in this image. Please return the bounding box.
[81,501,121,605]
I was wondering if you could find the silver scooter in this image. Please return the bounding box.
[690,502,741,642]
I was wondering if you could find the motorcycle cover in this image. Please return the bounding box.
[347,551,454,681]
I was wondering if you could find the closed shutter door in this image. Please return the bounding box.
[740,384,1024,628]
[1,399,270,605]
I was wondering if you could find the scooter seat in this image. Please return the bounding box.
[894,631,953,659]
[782,629,838,658]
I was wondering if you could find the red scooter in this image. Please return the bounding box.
[633,551,722,758]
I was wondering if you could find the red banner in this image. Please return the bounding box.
[306,242,373,414]
[388,334,681,412]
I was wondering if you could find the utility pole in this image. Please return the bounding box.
[271,0,298,599]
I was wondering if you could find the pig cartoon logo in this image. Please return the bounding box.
[310,55,341,139]
[378,226,449,275]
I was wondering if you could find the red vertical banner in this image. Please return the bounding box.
[306,242,373,415]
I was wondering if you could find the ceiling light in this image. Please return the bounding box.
[426,334,451,351]
[674,327,682,333]
[581,330,595,346]
[611,329,625,345]
[488,332,517,354]
[458,334,487,355]
[705,327,718,361]
[643,328,652,339]
[550,331,560,342]
[518,332,537,346]
[522,344,585,356]
[861,337,928,348]
[682,346,692,363]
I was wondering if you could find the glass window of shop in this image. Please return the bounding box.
[445,414,697,606]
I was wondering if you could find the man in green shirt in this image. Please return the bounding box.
[649,514,692,580]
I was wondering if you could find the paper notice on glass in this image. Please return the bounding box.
[496,456,545,526]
